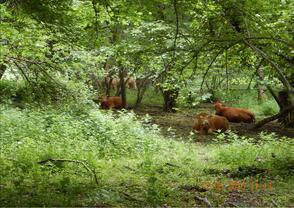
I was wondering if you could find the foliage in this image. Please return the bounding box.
[214,132,294,176]
[0,0,293,206]
[0,106,200,206]
[1,0,293,110]
[1,106,293,206]
[0,79,93,108]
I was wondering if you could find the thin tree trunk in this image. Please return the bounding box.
[0,64,6,80]
[225,49,229,90]
[162,88,179,112]
[119,67,126,108]
[105,77,112,96]
[135,87,147,108]
[135,79,147,107]
[257,65,267,101]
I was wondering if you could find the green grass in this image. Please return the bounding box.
[127,87,280,118]
[126,88,163,107]
[106,87,163,107]
[0,105,201,206]
[215,89,279,117]
[0,104,293,207]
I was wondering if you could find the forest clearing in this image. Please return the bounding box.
[0,0,293,207]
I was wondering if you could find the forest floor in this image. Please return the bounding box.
[134,103,294,139]
[1,102,293,207]
[133,103,294,207]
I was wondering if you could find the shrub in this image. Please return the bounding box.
[212,132,294,177]
[0,106,201,206]
[0,78,93,109]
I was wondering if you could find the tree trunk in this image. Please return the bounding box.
[119,67,127,108]
[257,66,267,101]
[87,73,101,91]
[260,85,294,128]
[135,87,146,108]
[105,77,112,96]
[162,88,179,112]
[0,64,7,80]
[135,78,149,108]
[244,40,293,92]
[225,49,229,91]
[277,90,294,127]
[254,105,294,129]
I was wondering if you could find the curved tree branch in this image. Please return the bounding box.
[172,0,179,62]
[200,49,227,92]
[200,49,224,92]
[247,58,264,89]
[266,85,283,109]
[91,0,99,44]
[253,105,294,129]
[243,40,293,93]
[38,158,99,185]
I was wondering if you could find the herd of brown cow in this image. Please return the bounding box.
[105,77,137,91]
[193,100,255,135]
[99,96,255,135]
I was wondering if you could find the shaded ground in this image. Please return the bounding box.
[133,103,294,207]
[134,103,294,139]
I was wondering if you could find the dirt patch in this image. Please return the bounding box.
[222,191,273,207]
[134,104,294,139]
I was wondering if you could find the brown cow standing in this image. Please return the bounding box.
[126,78,137,89]
[193,113,229,135]
[106,77,137,90]
[100,96,123,109]
[105,78,120,91]
[214,101,255,123]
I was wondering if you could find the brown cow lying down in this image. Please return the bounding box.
[214,101,255,123]
[192,112,209,133]
[100,96,123,109]
[193,113,229,135]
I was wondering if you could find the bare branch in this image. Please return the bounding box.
[247,58,264,89]
[38,158,99,185]
[253,105,294,129]
[200,49,224,91]
[243,40,293,93]
[195,195,212,208]
[172,0,179,62]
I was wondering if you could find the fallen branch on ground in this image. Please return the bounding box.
[253,106,294,129]
[195,195,212,208]
[38,158,99,185]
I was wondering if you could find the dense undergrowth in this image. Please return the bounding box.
[0,103,293,206]
[0,105,199,206]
